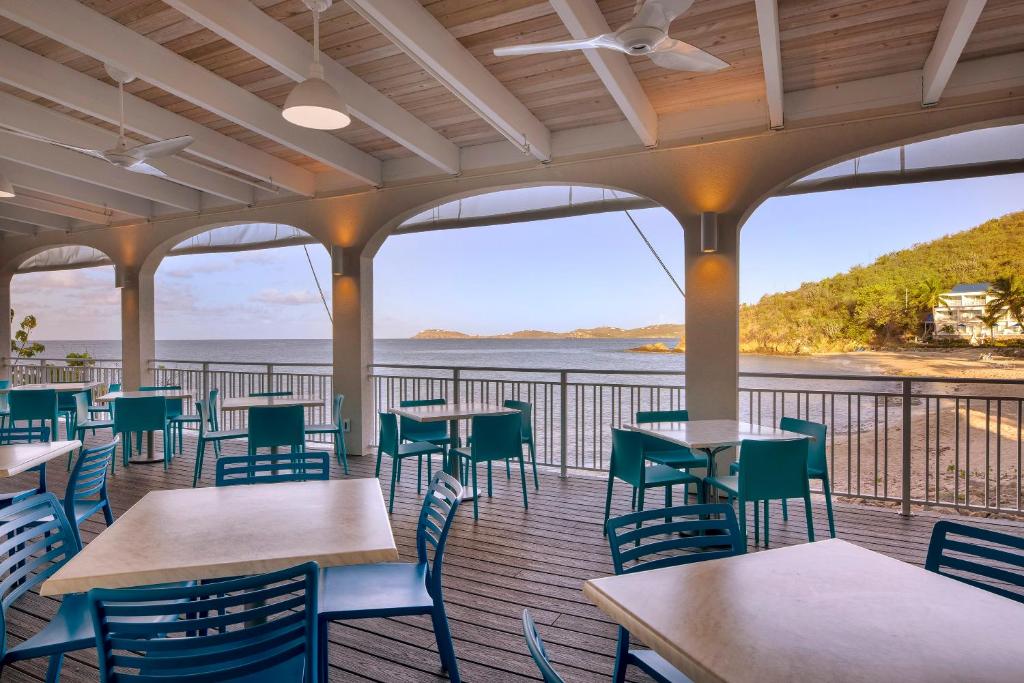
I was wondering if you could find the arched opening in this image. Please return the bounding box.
[370,184,688,471]
[9,245,121,386]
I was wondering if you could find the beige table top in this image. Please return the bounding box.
[392,402,519,423]
[221,395,323,411]
[0,440,81,477]
[42,479,398,596]
[626,419,809,450]
[583,539,1024,683]
[4,381,101,393]
[97,390,192,402]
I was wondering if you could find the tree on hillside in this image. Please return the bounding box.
[978,310,1002,341]
[913,275,946,337]
[986,275,1024,329]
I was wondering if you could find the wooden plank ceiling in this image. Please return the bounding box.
[0,0,1022,200]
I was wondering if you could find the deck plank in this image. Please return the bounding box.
[0,430,1021,682]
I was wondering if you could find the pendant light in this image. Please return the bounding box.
[0,171,14,198]
[282,0,351,130]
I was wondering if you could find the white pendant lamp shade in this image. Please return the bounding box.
[282,62,351,130]
[282,2,351,131]
[0,172,14,198]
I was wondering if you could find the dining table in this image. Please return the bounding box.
[96,389,193,464]
[391,401,519,500]
[0,440,81,477]
[219,395,324,411]
[2,381,102,393]
[583,538,1024,683]
[42,478,398,596]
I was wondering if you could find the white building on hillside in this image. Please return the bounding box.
[932,283,1023,339]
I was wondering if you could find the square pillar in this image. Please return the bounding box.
[332,248,373,456]
[120,267,155,389]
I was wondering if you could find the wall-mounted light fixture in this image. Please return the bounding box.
[700,212,718,253]
[331,245,345,276]
[114,265,135,289]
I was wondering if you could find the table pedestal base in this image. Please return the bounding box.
[129,432,164,465]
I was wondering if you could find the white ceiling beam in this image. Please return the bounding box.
[0,0,382,186]
[2,195,113,224]
[0,91,254,205]
[346,0,551,162]
[163,0,460,176]
[923,0,988,106]
[548,0,657,147]
[0,204,73,231]
[754,0,784,130]
[0,160,152,218]
[0,220,48,235]
[0,40,313,197]
[0,132,199,211]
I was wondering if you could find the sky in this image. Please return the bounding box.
[11,172,1024,341]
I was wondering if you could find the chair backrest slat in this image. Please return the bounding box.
[416,472,463,597]
[522,609,567,683]
[925,520,1024,603]
[606,504,744,575]
[90,562,318,682]
[69,440,117,504]
[216,453,329,487]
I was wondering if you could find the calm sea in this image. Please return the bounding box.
[32,338,885,376]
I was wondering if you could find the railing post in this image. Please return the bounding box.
[265,363,273,393]
[453,368,461,404]
[559,371,568,479]
[901,378,912,517]
[201,362,210,400]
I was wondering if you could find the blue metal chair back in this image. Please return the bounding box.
[416,472,463,599]
[216,452,330,487]
[66,440,116,513]
[469,413,521,462]
[399,398,446,442]
[503,399,533,441]
[0,425,51,444]
[0,494,81,655]
[635,409,688,424]
[522,609,566,683]
[139,385,182,419]
[247,405,305,452]
[378,412,401,456]
[9,389,58,424]
[925,520,1024,603]
[330,393,345,428]
[205,388,221,431]
[0,380,9,413]
[607,504,745,574]
[609,428,646,488]
[250,390,293,397]
[737,438,810,501]
[89,562,320,682]
[72,391,93,428]
[779,417,827,475]
[113,396,167,434]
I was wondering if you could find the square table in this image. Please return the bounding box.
[42,478,398,596]
[391,402,519,500]
[97,389,195,464]
[0,440,81,477]
[4,381,102,393]
[583,538,1024,683]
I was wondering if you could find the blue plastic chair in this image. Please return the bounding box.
[90,562,320,682]
[72,391,113,443]
[504,399,539,489]
[451,412,529,520]
[925,520,1024,603]
[87,382,120,422]
[139,385,189,454]
[606,504,743,683]
[192,392,248,487]
[305,393,348,474]
[707,438,814,547]
[216,452,330,486]
[0,380,9,430]
[0,425,50,507]
[376,412,444,513]
[8,389,59,445]
[604,428,703,535]
[399,398,451,449]
[635,409,707,508]
[248,404,306,454]
[62,439,117,548]
[522,610,567,683]
[319,472,463,683]
[112,395,170,470]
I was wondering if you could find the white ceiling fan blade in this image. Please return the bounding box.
[649,39,729,72]
[0,126,107,158]
[494,34,618,56]
[125,160,166,177]
[127,135,194,160]
[623,0,696,32]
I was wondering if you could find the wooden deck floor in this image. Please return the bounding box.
[2,431,1022,683]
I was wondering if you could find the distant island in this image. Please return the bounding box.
[413,323,684,340]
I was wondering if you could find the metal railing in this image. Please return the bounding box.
[370,363,1024,517]
[3,357,123,388]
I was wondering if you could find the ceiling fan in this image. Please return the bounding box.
[0,65,193,177]
[493,0,728,73]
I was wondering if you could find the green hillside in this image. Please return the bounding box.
[740,211,1024,353]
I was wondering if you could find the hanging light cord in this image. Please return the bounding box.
[312,10,321,66]
[303,243,333,324]
[624,209,685,299]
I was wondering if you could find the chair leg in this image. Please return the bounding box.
[782,498,789,521]
[487,461,493,497]
[505,456,511,480]
[45,654,63,683]
[636,485,645,513]
[338,432,350,475]
[612,627,630,683]
[630,487,637,510]
[664,485,672,523]
[319,618,330,683]
[431,601,461,682]
[764,500,770,548]
[529,439,539,490]
[194,439,206,487]
[804,493,815,542]
[417,454,423,493]
[753,499,759,546]
[375,445,383,478]
[102,499,114,526]
[518,454,528,511]
[471,459,480,520]
[388,458,398,514]
[822,475,836,538]
[603,472,614,537]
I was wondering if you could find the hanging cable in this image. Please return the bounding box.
[624,209,685,299]
[302,243,333,324]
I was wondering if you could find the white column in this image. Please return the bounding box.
[120,267,155,389]
[0,271,11,382]
[332,246,373,456]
